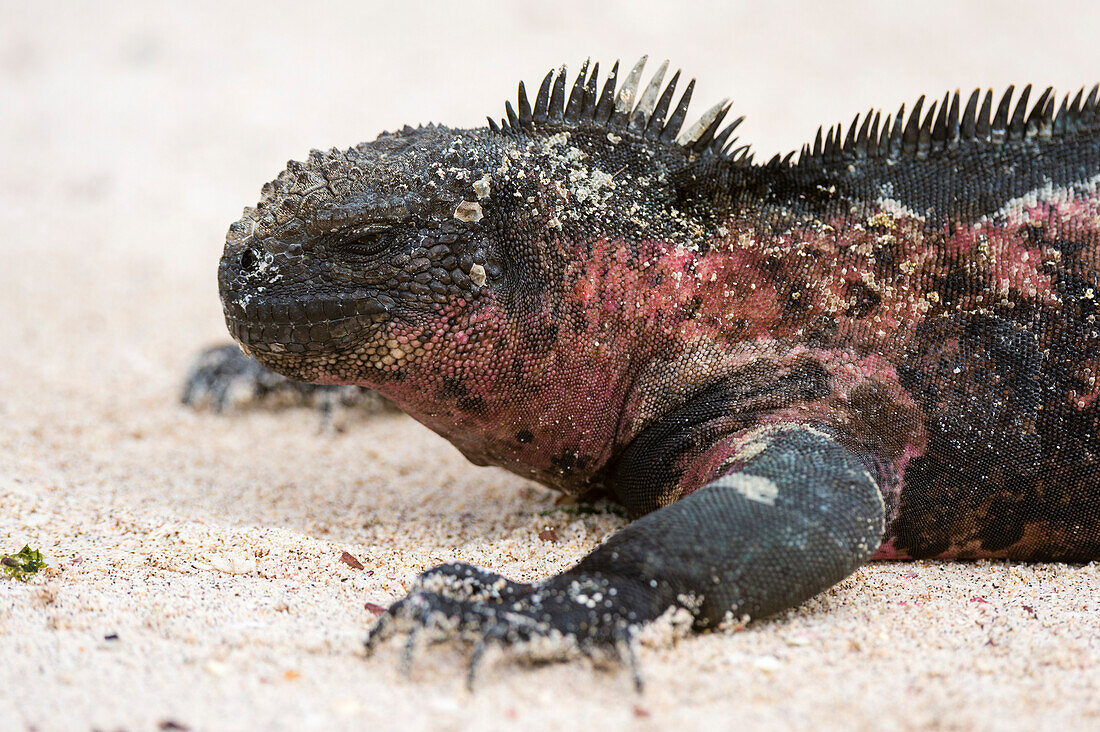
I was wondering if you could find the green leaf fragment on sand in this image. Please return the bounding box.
[1,546,47,581]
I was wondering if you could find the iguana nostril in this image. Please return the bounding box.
[240,246,260,273]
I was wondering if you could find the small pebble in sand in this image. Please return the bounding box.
[784,634,812,647]
[753,655,782,673]
[203,660,229,677]
[207,553,255,575]
[340,550,365,570]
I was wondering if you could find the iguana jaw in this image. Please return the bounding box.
[217,228,400,380]
[221,291,392,355]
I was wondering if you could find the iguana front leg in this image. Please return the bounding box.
[366,418,885,683]
[182,344,393,418]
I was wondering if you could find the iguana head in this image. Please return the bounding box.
[219,58,743,388]
[219,121,508,384]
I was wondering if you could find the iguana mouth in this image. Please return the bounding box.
[221,292,391,354]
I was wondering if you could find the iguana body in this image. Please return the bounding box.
[197,58,1100,671]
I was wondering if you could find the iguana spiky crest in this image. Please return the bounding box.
[489,57,750,162]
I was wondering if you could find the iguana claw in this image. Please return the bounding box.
[363,562,650,692]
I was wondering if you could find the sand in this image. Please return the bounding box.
[2,1,1098,729]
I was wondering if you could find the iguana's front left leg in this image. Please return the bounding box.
[182,344,393,418]
[366,418,885,682]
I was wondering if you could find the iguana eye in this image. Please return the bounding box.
[337,227,393,258]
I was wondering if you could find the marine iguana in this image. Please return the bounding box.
[187,57,1100,684]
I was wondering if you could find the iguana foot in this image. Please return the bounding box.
[365,563,651,691]
[182,344,392,419]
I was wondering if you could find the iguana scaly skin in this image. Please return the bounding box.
[197,58,1100,678]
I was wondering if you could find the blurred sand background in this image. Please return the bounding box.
[2,1,1099,729]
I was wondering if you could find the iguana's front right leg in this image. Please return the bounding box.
[588,421,885,625]
[367,417,885,679]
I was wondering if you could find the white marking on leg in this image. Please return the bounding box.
[712,473,779,505]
